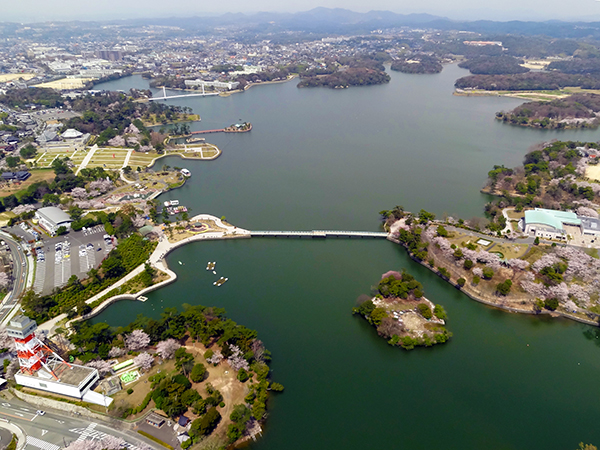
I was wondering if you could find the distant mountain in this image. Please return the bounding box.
[126,8,446,32]
[133,9,600,38]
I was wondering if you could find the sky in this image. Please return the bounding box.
[4,0,600,23]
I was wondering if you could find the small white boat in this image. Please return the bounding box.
[170,200,180,206]
[164,201,171,207]
[178,261,183,265]
[181,168,191,177]
[212,270,217,274]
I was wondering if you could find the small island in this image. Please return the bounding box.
[353,270,451,350]
[495,93,600,129]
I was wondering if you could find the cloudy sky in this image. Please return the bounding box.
[4,0,600,23]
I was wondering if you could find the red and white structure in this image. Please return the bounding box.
[6,315,110,406]
[7,315,69,379]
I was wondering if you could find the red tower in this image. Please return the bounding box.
[6,315,69,380]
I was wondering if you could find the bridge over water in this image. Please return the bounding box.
[250,230,389,238]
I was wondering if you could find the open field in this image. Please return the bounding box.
[520,59,552,70]
[488,242,529,260]
[35,143,220,174]
[0,73,36,82]
[32,78,94,90]
[506,210,525,220]
[0,169,55,196]
[586,165,600,182]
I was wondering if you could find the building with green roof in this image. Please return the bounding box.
[523,208,581,241]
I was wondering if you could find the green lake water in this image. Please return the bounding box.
[93,65,600,449]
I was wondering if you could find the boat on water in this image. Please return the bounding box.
[181,168,191,177]
[170,200,180,206]
[214,277,228,287]
[178,261,183,265]
[206,262,216,270]
[186,137,205,143]
[167,205,188,215]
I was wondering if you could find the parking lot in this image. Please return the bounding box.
[8,224,114,295]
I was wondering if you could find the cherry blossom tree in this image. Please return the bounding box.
[532,254,562,273]
[89,179,114,194]
[11,204,36,215]
[108,346,127,358]
[124,329,150,351]
[71,187,89,200]
[155,339,180,360]
[0,272,10,290]
[472,267,483,278]
[64,440,103,450]
[227,345,250,371]
[0,325,15,351]
[576,206,599,218]
[108,136,126,147]
[506,259,530,270]
[207,350,223,365]
[100,435,128,450]
[86,359,113,375]
[132,215,146,227]
[134,352,154,371]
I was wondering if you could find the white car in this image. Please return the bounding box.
[36,410,45,416]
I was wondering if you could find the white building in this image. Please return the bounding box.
[522,208,581,240]
[7,315,110,406]
[184,79,239,90]
[35,206,73,234]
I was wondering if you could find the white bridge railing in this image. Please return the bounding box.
[250,230,388,238]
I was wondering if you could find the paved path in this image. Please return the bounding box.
[122,149,133,169]
[38,214,250,335]
[75,144,98,175]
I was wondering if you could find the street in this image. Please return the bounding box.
[0,232,28,324]
[0,396,159,450]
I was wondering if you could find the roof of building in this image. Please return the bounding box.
[138,225,154,236]
[525,208,580,231]
[36,206,72,226]
[581,216,600,231]
[62,128,83,138]
[19,363,96,387]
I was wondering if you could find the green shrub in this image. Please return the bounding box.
[127,388,133,395]
[544,297,559,311]
[417,303,433,319]
[237,368,249,383]
[190,363,207,383]
[433,304,447,320]
[482,267,494,279]
[457,278,466,287]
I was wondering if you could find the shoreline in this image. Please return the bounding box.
[39,214,250,333]
[152,74,297,97]
[386,235,599,328]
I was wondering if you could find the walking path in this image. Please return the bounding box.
[122,149,133,169]
[75,144,98,175]
[38,214,250,335]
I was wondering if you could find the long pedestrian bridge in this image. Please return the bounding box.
[250,230,389,238]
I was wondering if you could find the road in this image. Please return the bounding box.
[0,231,29,324]
[0,396,160,450]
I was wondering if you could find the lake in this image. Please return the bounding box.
[93,65,600,449]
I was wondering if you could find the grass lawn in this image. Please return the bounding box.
[490,243,529,260]
[521,245,550,264]
[0,169,56,196]
[506,210,524,220]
